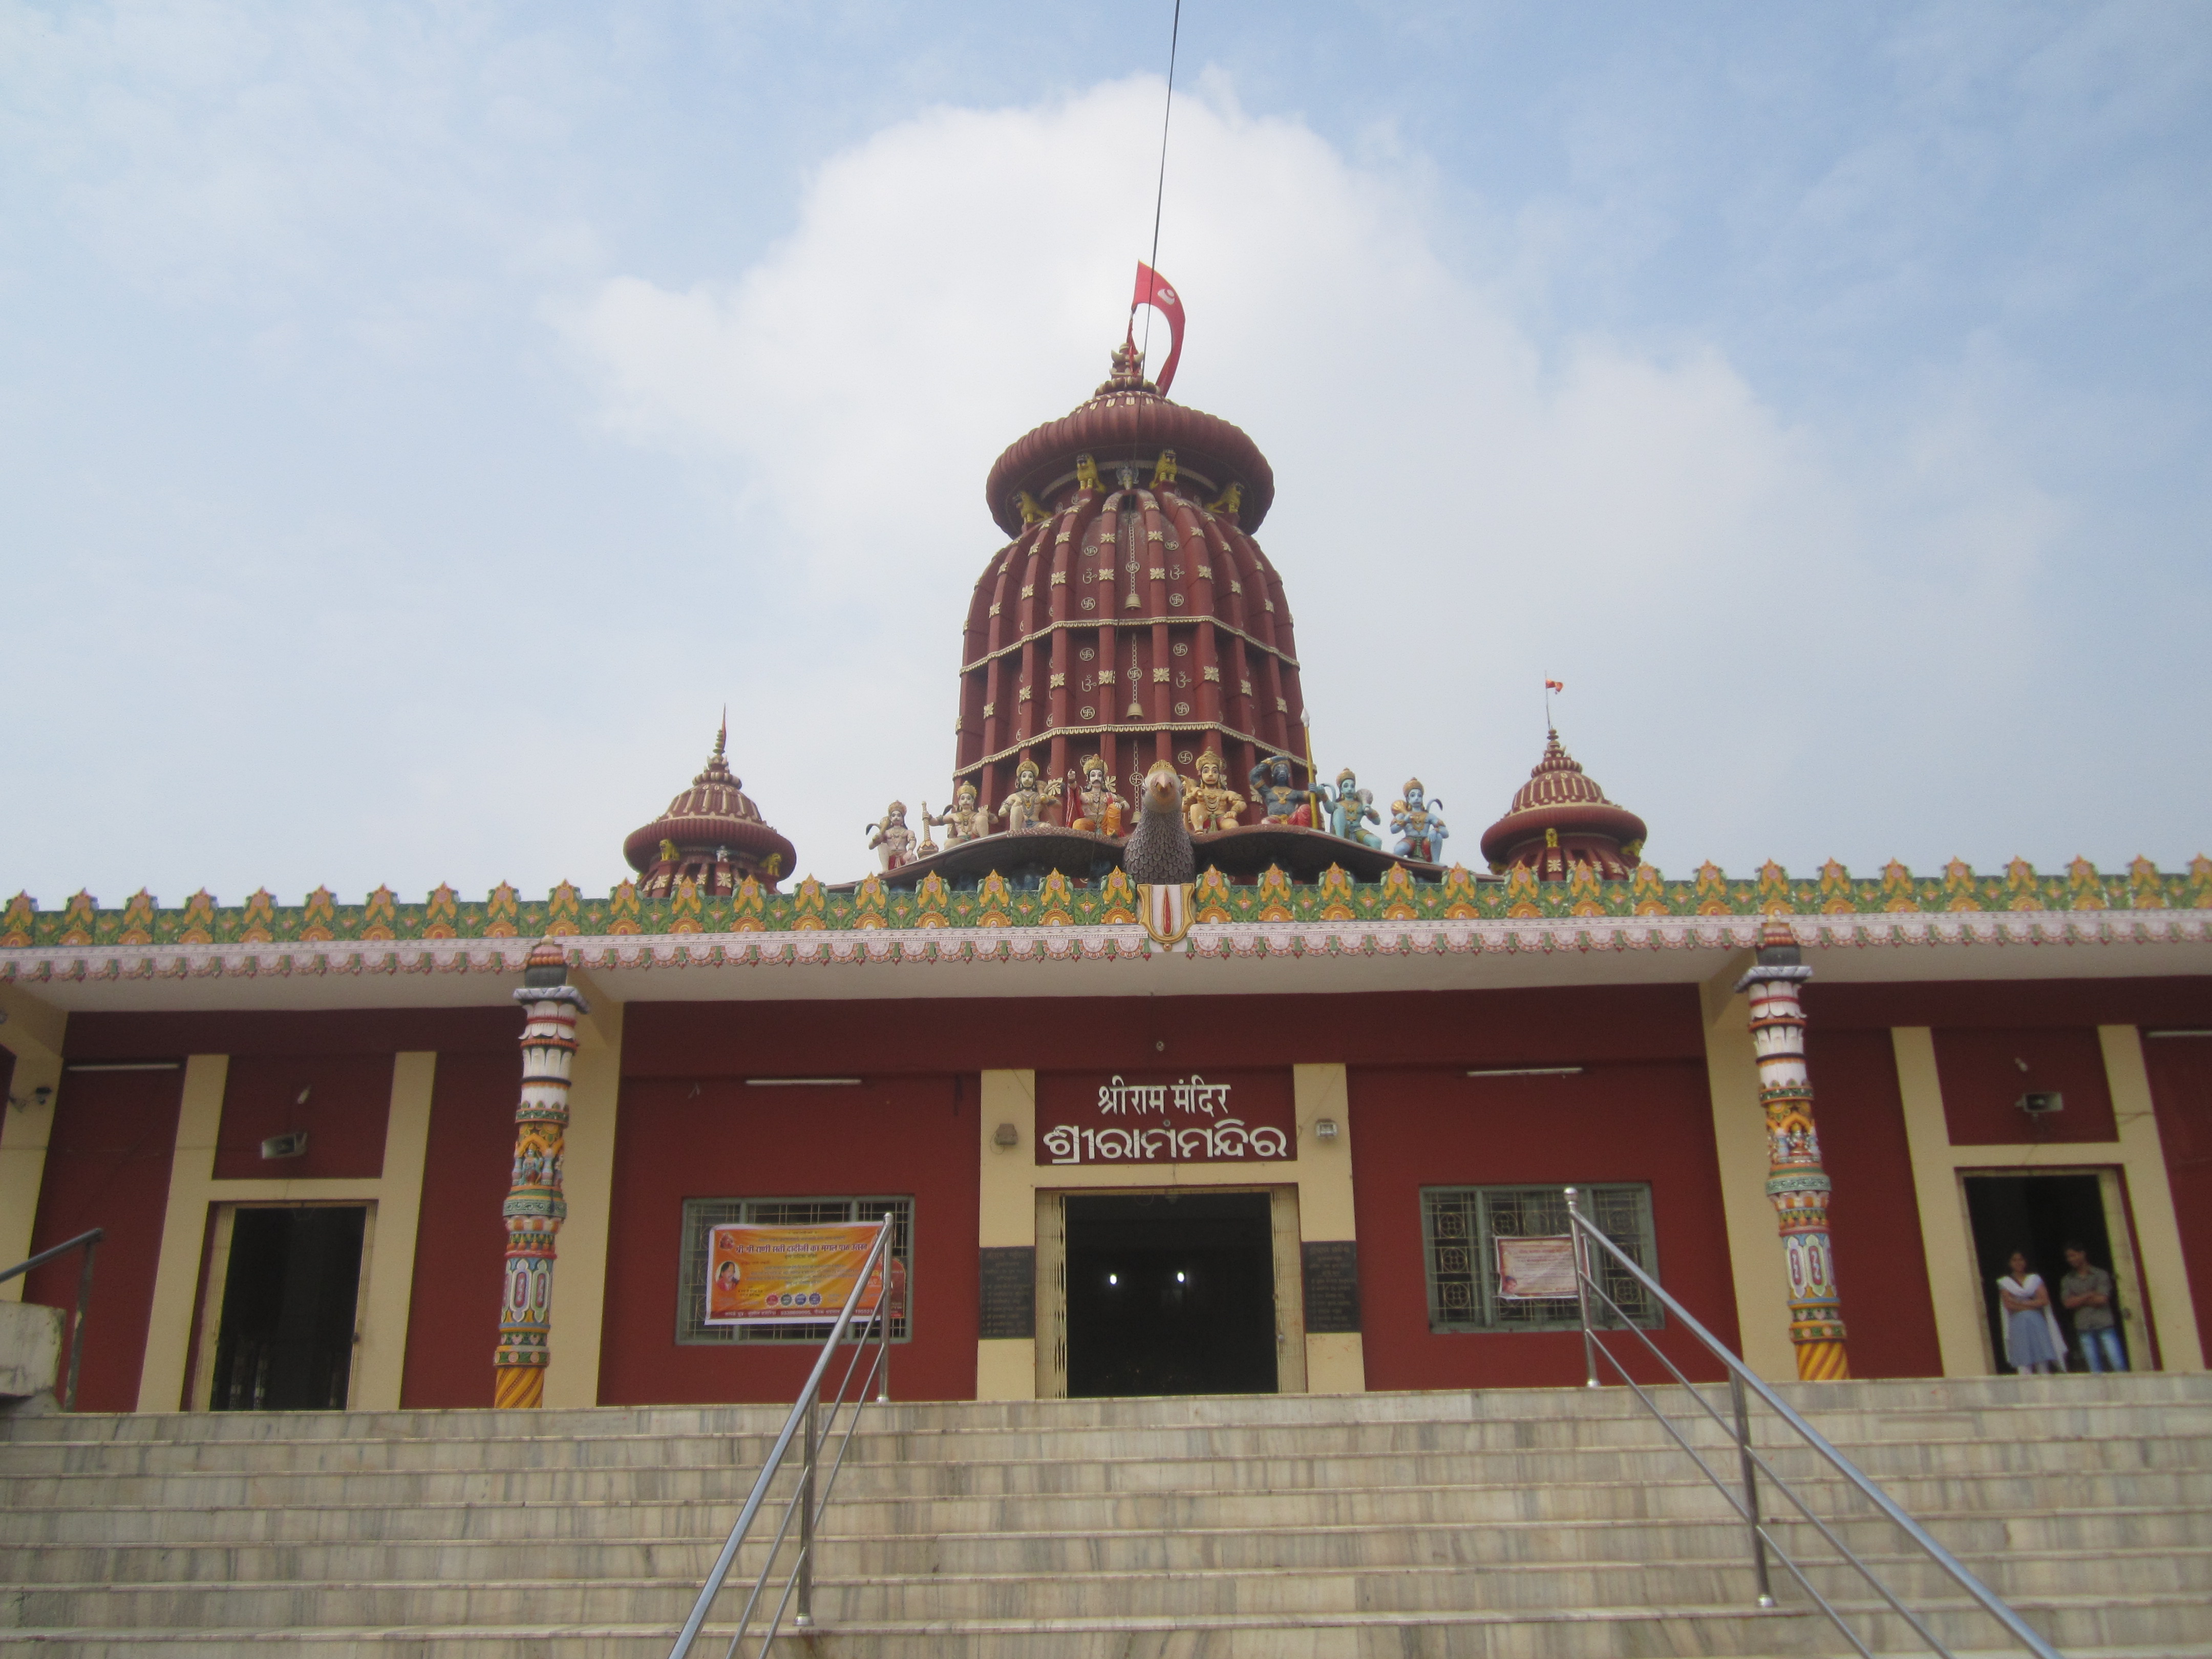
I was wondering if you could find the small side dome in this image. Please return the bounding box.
[1478,729,1648,880]
[622,720,798,895]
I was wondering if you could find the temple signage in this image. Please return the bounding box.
[1035,1069,1294,1166]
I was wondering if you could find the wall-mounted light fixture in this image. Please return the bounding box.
[1313,1118,1341,1141]
[992,1122,1020,1148]
[1465,1066,1583,1078]
[6,1084,53,1114]
[2017,1092,2065,1117]
[261,1131,309,1160]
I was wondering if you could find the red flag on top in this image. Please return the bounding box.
[1545,679,1565,692]
[1131,262,1185,396]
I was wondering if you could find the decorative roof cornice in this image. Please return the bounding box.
[4,856,2208,970]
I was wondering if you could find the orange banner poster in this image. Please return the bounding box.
[705,1223,897,1327]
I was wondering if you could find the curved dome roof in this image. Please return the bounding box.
[983,345,1275,538]
[954,345,1311,816]
[1479,730,1648,878]
[622,723,797,890]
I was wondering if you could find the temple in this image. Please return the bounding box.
[3,323,2208,1435]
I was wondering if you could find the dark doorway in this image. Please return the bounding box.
[1962,1173,2120,1374]
[1065,1191,1277,1397]
[211,1206,367,1410]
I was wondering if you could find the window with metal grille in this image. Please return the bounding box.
[1420,1184,1660,1333]
[675,1196,913,1345]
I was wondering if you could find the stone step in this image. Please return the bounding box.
[14,1503,2209,1583]
[4,1372,2199,1446]
[7,1403,2206,1477]
[4,1429,2198,1515]
[0,1604,1825,1659]
[3,1465,2199,1556]
[6,1541,2200,1631]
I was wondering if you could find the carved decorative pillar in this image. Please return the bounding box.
[495,939,587,1408]
[1736,921,1849,1380]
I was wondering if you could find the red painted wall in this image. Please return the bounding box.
[1930,1027,2116,1145]
[600,1073,980,1405]
[211,1052,393,1181]
[1348,1061,1739,1390]
[626,986,1703,1078]
[65,1007,520,1062]
[400,1049,523,1409]
[1807,977,2210,1032]
[1799,1028,1943,1378]
[2142,1035,2212,1355]
[23,1067,185,1411]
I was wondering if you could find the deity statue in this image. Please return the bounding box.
[924,781,992,845]
[1391,779,1448,863]
[866,802,917,871]
[1065,754,1129,836]
[998,758,1062,833]
[1323,767,1381,848]
[1182,748,1245,833]
[1247,753,1317,827]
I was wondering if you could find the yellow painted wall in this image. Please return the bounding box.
[1700,960,1796,1384]
[0,983,67,1293]
[545,985,622,1409]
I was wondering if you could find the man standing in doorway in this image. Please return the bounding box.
[2060,1244,2128,1373]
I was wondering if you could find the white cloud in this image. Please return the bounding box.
[552,76,2092,882]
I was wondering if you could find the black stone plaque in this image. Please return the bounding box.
[1301,1240,1361,1334]
[979,1246,1036,1341]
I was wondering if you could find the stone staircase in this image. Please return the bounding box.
[0,1373,2205,1656]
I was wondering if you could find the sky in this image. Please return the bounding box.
[3,1,2207,908]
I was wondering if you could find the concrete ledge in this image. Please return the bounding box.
[0,1300,63,1400]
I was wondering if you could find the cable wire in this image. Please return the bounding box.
[1141,0,1183,364]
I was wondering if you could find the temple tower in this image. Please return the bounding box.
[957,343,1310,809]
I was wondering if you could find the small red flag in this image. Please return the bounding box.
[1545,679,1565,692]
[1131,262,1185,395]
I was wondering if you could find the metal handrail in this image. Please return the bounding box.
[1563,1189,2061,1659]
[1,1228,103,1412]
[667,1215,897,1659]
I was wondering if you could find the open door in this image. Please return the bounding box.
[193,1203,374,1411]
[1035,1189,1067,1400]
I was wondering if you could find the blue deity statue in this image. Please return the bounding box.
[1324,767,1381,848]
[1391,779,1448,863]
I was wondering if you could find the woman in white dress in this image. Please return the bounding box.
[1997,1250,2067,1375]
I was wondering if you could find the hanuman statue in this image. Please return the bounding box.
[1183,749,1245,833]
[1324,768,1381,847]
[1391,779,1448,863]
[998,758,1062,833]
[866,802,917,870]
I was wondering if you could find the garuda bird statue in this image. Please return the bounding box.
[1121,759,1197,886]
